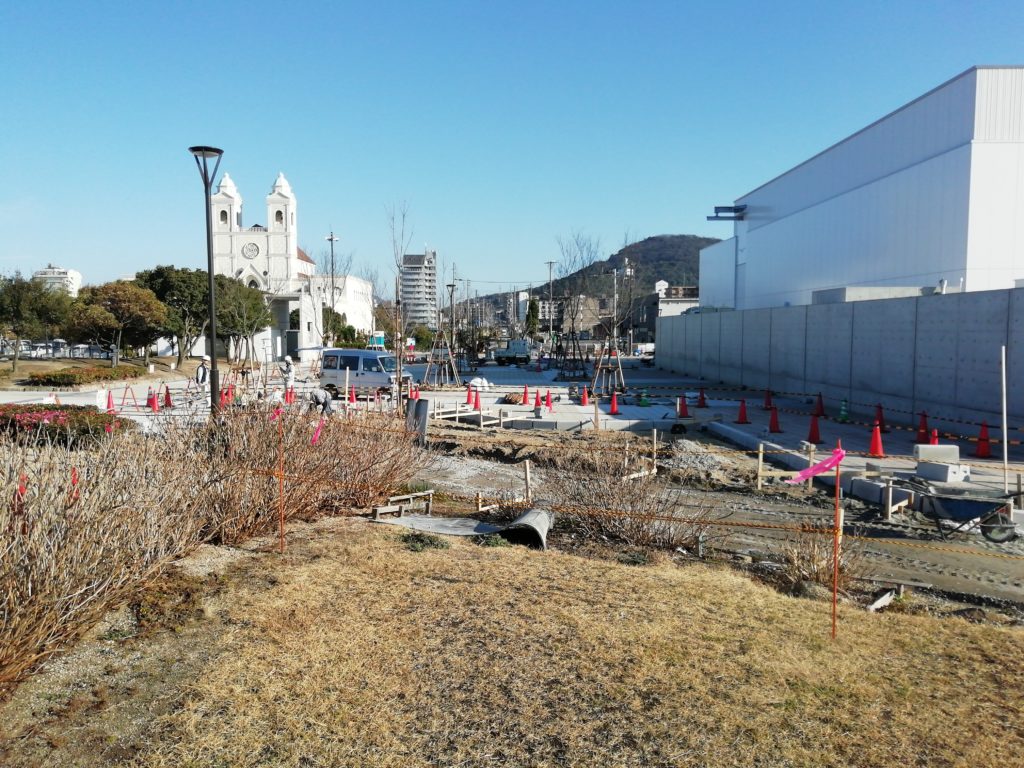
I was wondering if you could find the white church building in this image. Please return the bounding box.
[210,172,373,363]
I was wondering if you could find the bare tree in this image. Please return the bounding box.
[312,245,354,346]
[556,231,601,342]
[386,202,414,374]
[594,231,640,347]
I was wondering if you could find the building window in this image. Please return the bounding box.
[275,210,283,225]
[219,210,228,225]
[248,279,260,290]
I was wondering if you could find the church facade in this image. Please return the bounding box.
[209,172,373,363]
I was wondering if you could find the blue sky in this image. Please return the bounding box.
[1,1,1022,295]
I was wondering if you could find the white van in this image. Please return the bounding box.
[319,348,411,396]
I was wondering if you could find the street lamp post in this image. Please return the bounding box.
[189,145,223,413]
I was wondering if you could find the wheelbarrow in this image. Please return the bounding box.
[895,477,1019,543]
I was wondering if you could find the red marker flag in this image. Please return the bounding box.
[785,447,846,485]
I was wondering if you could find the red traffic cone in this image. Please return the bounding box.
[762,389,773,410]
[930,428,939,446]
[534,391,542,408]
[609,391,620,416]
[163,386,173,409]
[152,389,160,413]
[106,390,116,414]
[677,396,690,418]
[735,398,751,424]
[146,386,155,411]
[915,411,929,444]
[769,406,782,433]
[522,384,529,403]
[581,387,589,406]
[473,389,481,411]
[219,388,227,407]
[975,422,992,458]
[466,385,473,405]
[814,392,825,418]
[697,388,708,408]
[349,386,357,404]
[869,421,885,458]
[875,404,889,433]
[228,384,235,403]
[807,414,821,444]
[545,390,552,412]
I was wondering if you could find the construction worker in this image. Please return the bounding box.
[195,355,210,386]
[307,386,334,417]
[279,355,295,390]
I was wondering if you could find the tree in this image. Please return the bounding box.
[525,298,540,338]
[135,266,210,368]
[557,231,601,340]
[0,273,72,372]
[410,325,434,349]
[67,282,167,367]
[215,276,272,364]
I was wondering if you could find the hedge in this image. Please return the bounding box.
[0,404,135,446]
[26,366,144,387]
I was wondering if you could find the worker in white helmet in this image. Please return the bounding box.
[279,354,295,390]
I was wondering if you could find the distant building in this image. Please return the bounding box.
[654,280,669,298]
[401,251,438,329]
[209,172,372,361]
[33,266,82,297]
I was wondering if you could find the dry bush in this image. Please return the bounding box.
[165,409,428,545]
[0,407,426,690]
[778,522,868,591]
[546,448,730,549]
[0,433,204,688]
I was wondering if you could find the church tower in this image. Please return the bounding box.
[265,173,298,287]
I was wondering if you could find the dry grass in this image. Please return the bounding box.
[778,523,870,592]
[106,524,1024,768]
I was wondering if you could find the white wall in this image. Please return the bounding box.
[698,239,736,308]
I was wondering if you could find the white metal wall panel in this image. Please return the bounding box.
[965,138,1024,291]
[738,69,977,233]
[738,144,972,308]
[697,239,736,308]
[974,68,1024,141]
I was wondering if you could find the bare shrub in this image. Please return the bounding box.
[0,433,204,688]
[777,523,868,591]
[546,449,730,549]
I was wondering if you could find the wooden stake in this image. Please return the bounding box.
[805,444,815,489]
[524,459,532,504]
[756,443,764,491]
[884,479,894,522]
[593,398,600,430]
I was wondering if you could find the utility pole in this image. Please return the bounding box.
[545,260,555,354]
[325,230,339,345]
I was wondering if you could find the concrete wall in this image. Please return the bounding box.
[655,287,1024,427]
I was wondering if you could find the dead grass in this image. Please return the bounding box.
[36,523,1010,768]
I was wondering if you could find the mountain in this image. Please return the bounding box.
[546,234,720,299]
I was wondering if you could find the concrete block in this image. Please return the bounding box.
[916,462,971,483]
[913,444,960,464]
[850,478,884,504]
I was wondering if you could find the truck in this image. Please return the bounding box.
[493,339,534,365]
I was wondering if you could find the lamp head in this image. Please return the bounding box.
[189,146,223,159]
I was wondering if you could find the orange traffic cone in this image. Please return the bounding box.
[609,391,620,416]
[473,389,481,411]
[868,421,885,458]
[534,391,542,408]
[163,386,173,409]
[677,396,690,418]
[769,406,782,433]
[545,390,552,412]
[930,429,939,445]
[975,422,992,458]
[807,414,821,444]
[522,384,529,403]
[814,393,825,418]
[581,387,589,406]
[146,386,156,411]
[763,389,773,410]
[152,389,160,413]
[219,388,227,407]
[697,388,707,408]
[735,398,751,424]
[915,411,929,443]
[106,390,116,414]
[466,385,473,405]
[875,404,889,433]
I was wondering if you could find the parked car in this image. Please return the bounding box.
[319,348,412,396]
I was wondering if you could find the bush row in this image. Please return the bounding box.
[0,408,426,689]
[26,365,144,387]
[0,404,135,447]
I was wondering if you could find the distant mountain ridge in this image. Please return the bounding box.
[547,234,720,298]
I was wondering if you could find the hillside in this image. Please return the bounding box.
[508,234,718,304]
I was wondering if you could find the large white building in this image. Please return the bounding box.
[32,266,82,297]
[210,172,372,361]
[400,251,438,329]
[700,66,1024,310]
